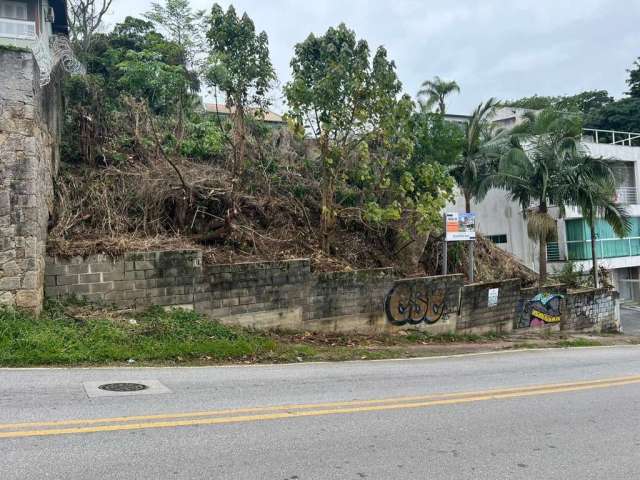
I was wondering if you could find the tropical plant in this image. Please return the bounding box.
[496,109,585,284]
[417,76,460,114]
[563,167,630,288]
[451,97,503,213]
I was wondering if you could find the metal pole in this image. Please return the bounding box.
[468,240,475,283]
[443,213,448,276]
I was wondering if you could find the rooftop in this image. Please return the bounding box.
[203,103,284,124]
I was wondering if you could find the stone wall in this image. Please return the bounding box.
[458,279,521,334]
[564,288,620,333]
[0,50,61,312]
[44,250,620,334]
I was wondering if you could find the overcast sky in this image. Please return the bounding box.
[107,0,640,114]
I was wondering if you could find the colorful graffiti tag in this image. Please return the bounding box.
[517,293,563,328]
[385,282,450,326]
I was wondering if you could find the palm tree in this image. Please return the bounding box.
[451,97,503,212]
[417,76,460,114]
[564,166,630,288]
[496,109,585,285]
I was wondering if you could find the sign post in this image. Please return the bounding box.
[445,212,476,282]
[442,214,448,275]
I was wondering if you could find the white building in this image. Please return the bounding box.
[450,122,640,301]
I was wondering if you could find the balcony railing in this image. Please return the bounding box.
[615,187,638,205]
[583,128,640,147]
[0,18,36,40]
[564,237,640,261]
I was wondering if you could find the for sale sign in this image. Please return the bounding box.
[445,212,476,242]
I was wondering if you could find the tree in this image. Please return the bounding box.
[205,4,276,176]
[451,98,502,213]
[417,76,460,114]
[564,169,630,288]
[627,57,640,98]
[144,0,205,141]
[284,24,405,253]
[496,109,585,285]
[143,0,205,70]
[585,98,640,134]
[412,112,464,167]
[68,0,113,55]
[506,91,613,116]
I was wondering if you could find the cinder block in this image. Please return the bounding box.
[135,260,155,271]
[56,275,79,286]
[78,273,101,284]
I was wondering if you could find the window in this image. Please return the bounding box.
[488,234,507,244]
[0,1,28,20]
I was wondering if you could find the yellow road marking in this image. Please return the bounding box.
[1,375,639,439]
[0,374,638,431]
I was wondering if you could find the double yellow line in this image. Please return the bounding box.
[2,374,640,439]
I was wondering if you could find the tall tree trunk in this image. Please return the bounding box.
[319,136,335,254]
[538,202,548,287]
[590,215,599,288]
[464,191,471,214]
[233,104,246,176]
[539,236,547,287]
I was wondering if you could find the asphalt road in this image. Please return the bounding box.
[2,347,640,479]
[621,305,640,335]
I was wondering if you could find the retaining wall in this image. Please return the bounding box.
[44,250,620,334]
[458,279,521,334]
[0,51,62,312]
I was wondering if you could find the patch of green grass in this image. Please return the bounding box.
[554,338,602,348]
[0,304,277,366]
[402,330,501,343]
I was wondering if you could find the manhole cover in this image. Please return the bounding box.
[98,382,148,392]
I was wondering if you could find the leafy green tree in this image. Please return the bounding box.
[496,110,585,284]
[507,91,613,116]
[285,24,408,252]
[417,76,460,114]
[144,0,205,70]
[205,4,276,176]
[452,98,503,213]
[585,98,640,134]
[627,57,640,98]
[412,112,464,167]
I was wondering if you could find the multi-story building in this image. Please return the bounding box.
[0,0,68,48]
[449,119,640,301]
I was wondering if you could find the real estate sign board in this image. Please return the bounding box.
[445,212,476,242]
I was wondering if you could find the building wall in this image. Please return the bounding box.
[0,50,60,312]
[44,250,619,334]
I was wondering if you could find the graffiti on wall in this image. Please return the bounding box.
[516,293,563,328]
[385,282,450,326]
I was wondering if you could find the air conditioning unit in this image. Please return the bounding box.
[44,6,55,23]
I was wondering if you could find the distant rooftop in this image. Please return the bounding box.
[203,103,284,124]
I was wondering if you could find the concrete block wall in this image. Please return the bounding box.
[0,51,60,312]
[44,250,621,334]
[458,279,521,334]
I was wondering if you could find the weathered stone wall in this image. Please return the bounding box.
[44,251,620,334]
[564,288,620,333]
[458,279,521,334]
[0,51,60,312]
